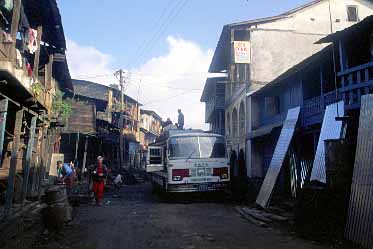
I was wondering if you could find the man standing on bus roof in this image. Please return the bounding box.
[177,109,184,130]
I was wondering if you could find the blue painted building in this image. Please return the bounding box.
[248,15,373,197]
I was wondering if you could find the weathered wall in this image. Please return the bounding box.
[225,90,246,152]
[251,0,373,85]
[250,30,327,85]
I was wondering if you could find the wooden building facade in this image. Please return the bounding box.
[0,0,72,218]
[60,80,142,170]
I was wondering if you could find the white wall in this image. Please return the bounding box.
[250,0,373,85]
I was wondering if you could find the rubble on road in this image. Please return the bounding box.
[0,201,46,249]
[235,206,290,227]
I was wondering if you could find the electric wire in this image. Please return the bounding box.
[134,0,189,66]
[131,0,175,64]
[142,89,199,106]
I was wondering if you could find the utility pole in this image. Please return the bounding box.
[116,69,125,169]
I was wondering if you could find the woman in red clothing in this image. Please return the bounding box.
[92,156,107,206]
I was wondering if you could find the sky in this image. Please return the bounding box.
[59,0,310,130]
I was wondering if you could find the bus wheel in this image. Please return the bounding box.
[152,182,159,194]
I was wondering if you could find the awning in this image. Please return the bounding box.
[248,121,283,140]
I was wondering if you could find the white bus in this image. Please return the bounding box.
[147,130,230,193]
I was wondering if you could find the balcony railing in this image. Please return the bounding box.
[301,91,341,127]
[205,96,225,123]
[254,62,373,130]
[339,61,373,109]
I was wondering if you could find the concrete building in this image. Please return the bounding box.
[200,77,226,136]
[207,0,373,176]
[140,109,162,150]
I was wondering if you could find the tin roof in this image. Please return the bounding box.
[317,15,373,44]
[72,80,141,105]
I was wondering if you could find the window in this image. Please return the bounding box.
[148,147,163,165]
[169,136,200,159]
[234,64,250,83]
[347,6,358,22]
[168,136,226,159]
[265,96,280,116]
[232,108,238,138]
[239,102,245,137]
[226,113,231,136]
[199,136,226,158]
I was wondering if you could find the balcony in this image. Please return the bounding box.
[338,61,373,109]
[300,62,373,127]
[301,91,341,127]
[205,95,225,123]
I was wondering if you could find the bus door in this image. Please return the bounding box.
[146,146,164,172]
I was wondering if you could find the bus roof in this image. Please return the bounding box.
[169,133,224,138]
[153,129,224,145]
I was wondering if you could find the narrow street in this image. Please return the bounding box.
[29,183,323,249]
[2,1,373,249]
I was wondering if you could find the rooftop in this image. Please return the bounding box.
[209,0,324,73]
[72,79,141,105]
[317,15,373,44]
[200,77,226,102]
[141,109,162,121]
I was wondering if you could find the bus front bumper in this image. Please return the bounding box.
[166,182,229,193]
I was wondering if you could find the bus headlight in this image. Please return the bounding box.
[172,176,182,181]
[213,168,229,179]
[172,169,189,181]
[221,174,228,179]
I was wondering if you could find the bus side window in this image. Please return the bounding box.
[163,148,167,169]
[148,147,163,166]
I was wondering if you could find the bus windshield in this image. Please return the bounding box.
[169,136,226,159]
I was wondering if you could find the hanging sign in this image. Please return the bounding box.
[233,41,251,64]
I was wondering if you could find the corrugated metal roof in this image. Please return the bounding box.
[317,15,373,44]
[200,77,226,102]
[228,0,323,28]
[72,80,141,105]
[141,109,162,121]
[345,94,373,249]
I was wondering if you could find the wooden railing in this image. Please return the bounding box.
[205,95,225,123]
[339,61,373,109]
[254,62,373,130]
[301,91,341,127]
[0,1,52,112]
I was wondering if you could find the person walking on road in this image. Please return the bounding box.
[229,150,237,178]
[177,109,184,130]
[92,156,107,206]
[238,149,246,177]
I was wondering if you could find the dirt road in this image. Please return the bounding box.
[23,183,327,249]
